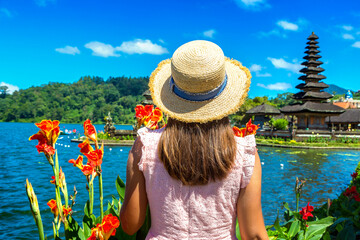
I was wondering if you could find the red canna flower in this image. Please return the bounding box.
[144,108,162,130]
[78,139,94,155]
[34,120,60,145]
[81,165,95,176]
[299,202,314,221]
[47,199,72,218]
[87,214,120,240]
[233,126,246,137]
[84,149,103,167]
[344,186,360,202]
[84,119,97,142]
[29,131,55,157]
[351,172,358,179]
[69,155,84,169]
[47,199,58,217]
[246,119,259,135]
[62,206,72,217]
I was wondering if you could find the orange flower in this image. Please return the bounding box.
[47,199,58,217]
[135,105,153,120]
[81,165,95,176]
[35,120,60,145]
[233,119,259,137]
[68,155,84,169]
[62,206,72,217]
[144,107,163,130]
[29,131,56,157]
[84,149,103,167]
[246,119,259,135]
[78,139,94,155]
[50,167,65,188]
[87,214,120,240]
[84,119,97,142]
[47,199,72,218]
[233,126,246,137]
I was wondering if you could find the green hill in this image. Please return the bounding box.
[0,76,148,124]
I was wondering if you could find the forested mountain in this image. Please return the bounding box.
[0,76,148,124]
[0,75,300,125]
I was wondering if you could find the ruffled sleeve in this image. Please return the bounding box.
[136,127,148,172]
[238,134,257,188]
[136,127,164,172]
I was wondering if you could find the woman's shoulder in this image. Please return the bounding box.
[137,127,165,145]
[234,134,256,147]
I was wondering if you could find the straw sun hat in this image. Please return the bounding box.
[149,40,251,123]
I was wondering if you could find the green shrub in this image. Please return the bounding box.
[271,118,288,130]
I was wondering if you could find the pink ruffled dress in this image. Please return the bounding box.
[137,127,256,240]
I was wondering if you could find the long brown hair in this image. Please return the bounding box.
[158,117,236,185]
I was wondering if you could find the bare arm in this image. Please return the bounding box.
[237,150,268,240]
[120,138,148,235]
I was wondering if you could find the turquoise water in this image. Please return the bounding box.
[0,122,359,238]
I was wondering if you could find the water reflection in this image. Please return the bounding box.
[259,146,359,225]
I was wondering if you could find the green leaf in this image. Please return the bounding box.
[112,195,119,211]
[65,216,85,240]
[82,201,95,238]
[336,221,355,240]
[305,216,334,240]
[235,218,241,239]
[116,176,126,202]
[288,220,300,238]
[274,216,286,237]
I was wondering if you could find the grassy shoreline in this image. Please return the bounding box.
[256,137,360,149]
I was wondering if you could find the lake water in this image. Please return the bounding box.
[0,122,359,239]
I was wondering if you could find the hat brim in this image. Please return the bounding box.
[149,58,252,123]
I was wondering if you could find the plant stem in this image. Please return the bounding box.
[296,193,300,212]
[99,172,104,221]
[89,181,94,215]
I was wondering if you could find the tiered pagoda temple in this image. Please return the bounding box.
[281,32,345,130]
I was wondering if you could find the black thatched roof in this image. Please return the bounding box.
[325,109,360,123]
[301,60,323,66]
[298,74,326,81]
[306,45,319,49]
[307,32,319,40]
[299,67,324,74]
[305,49,320,54]
[246,103,281,115]
[303,54,322,60]
[281,102,345,114]
[293,91,332,100]
[295,82,329,89]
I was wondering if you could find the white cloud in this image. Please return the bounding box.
[0,82,19,94]
[342,33,355,40]
[277,20,299,31]
[158,39,165,44]
[342,25,353,31]
[234,0,269,10]
[203,29,216,38]
[249,64,262,72]
[116,39,168,55]
[249,64,271,77]
[257,82,292,91]
[85,41,120,57]
[55,46,80,55]
[34,0,56,7]
[259,29,287,38]
[0,8,12,17]
[268,57,302,73]
[352,41,360,48]
[256,72,272,77]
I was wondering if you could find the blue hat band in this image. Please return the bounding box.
[170,74,228,102]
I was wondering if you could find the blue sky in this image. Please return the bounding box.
[0,0,359,98]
